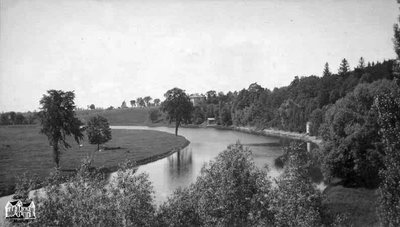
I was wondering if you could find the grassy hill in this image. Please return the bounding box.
[76,108,153,126]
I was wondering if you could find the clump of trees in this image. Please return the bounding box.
[39,90,84,168]
[319,80,398,188]
[0,111,37,125]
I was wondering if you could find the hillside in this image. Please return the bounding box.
[76,108,150,126]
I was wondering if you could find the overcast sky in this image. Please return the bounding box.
[0,0,398,112]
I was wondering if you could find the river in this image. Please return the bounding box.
[111,126,320,205]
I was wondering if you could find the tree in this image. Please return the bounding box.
[394,4,400,60]
[375,81,400,226]
[121,100,127,109]
[89,104,95,110]
[391,1,400,77]
[130,100,136,108]
[39,90,84,168]
[270,143,324,227]
[86,115,112,153]
[9,111,16,124]
[137,97,145,108]
[322,62,331,77]
[143,96,152,107]
[148,108,160,123]
[358,57,366,70]
[338,58,350,76]
[154,98,161,106]
[319,80,397,188]
[162,88,193,136]
[157,143,273,226]
[15,113,25,124]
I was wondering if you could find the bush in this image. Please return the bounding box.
[148,108,161,123]
[31,159,155,226]
[270,143,325,227]
[157,143,274,226]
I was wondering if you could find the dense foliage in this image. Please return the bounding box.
[0,111,37,125]
[187,59,394,134]
[86,115,112,152]
[156,143,331,226]
[39,90,84,168]
[375,81,400,225]
[162,87,194,136]
[29,159,155,226]
[319,80,398,188]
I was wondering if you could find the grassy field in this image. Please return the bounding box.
[323,185,379,226]
[77,108,154,125]
[0,125,188,197]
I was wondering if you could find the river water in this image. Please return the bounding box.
[111,126,320,205]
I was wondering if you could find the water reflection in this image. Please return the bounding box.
[167,147,193,180]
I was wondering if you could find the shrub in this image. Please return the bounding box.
[270,143,324,227]
[31,159,155,226]
[157,143,274,226]
[148,108,160,123]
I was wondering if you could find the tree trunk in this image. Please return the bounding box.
[53,143,60,169]
[175,120,181,136]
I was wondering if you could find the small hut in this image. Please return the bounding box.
[207,117,216,125]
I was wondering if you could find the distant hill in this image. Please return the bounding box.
[76,108,151,126]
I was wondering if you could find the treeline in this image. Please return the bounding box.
[0,111,38,125]
[182,58,397,191]
[85,96,162,111]
[189,58,395,134]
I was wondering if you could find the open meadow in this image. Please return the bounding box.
[0,125,188,197]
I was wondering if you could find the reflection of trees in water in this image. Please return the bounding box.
[167,147,193,177]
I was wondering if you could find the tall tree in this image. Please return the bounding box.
[89,104,95,110]
[322,62,331,77]
[86,115,112,153]
[39,90,84,168]
[394,4,400,78]
[121,101,127,109]
[154,98,161,106]
[136,97,145,108]
[130,100,136,108]
[162,88,193,136]
[358,57,366,70]
[143,96,152,107]
[338,58,350,76]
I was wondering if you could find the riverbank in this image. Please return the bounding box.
[0,125,189,197]
[209,125,322,146]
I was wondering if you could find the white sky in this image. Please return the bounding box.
[0,0,398,112]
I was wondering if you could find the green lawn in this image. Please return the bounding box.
[323,185,379,226]
[0,125,188,197]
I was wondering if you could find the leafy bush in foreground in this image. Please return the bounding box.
[157,143,274,226]
[157,142,331,227]
[270,143,324,227]
[30,159,155,226]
